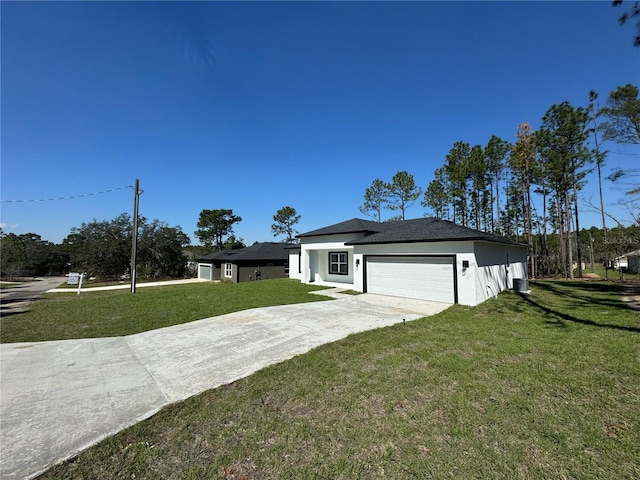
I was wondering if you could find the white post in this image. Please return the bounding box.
[77,273,84,295]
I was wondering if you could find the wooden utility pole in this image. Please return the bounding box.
[131,179,140,293]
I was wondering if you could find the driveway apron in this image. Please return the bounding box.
[0,294,449,479]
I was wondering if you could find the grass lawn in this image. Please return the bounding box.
[0,279,331,343]
[37,280,640,479]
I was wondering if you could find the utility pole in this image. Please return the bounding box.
[131,179,140,293]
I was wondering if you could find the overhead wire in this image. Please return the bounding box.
[1,185,133,203]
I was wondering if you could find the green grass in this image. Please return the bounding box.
[37,280,640,479]
[0,279,331,343]
[580,263,640,281]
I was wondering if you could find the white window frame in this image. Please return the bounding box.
[224,263,232,278]
[329,251,348,275]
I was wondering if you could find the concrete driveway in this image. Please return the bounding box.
[0,292,450,479]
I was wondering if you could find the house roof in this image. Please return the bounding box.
[197,242,292,263]
[298,217,528,247]
[296,218,387,238]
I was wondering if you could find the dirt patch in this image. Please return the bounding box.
[582,273,601,279]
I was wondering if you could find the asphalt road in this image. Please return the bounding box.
[0,277,67,316]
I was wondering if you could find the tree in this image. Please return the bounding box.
[359,179,389,222]
[422,167,449,220]
[386,171,422,220]
[271,206,301,242]
[222,235,246,250]
[444,141,471,226]
[613,0,640,46]
[138,220,190,278]
[600,83,640,144]
[0,231,67,278]
[538,102,591,279]
[467,144,488,230]
[510,123,538,276]
[64,213,132,279]
[484,135,511,234]
[588,90,610,238]
[194,209,242,251]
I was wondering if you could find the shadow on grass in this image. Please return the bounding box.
[0,297,36,318]
[517,281,640,333]
[533,280,631,311]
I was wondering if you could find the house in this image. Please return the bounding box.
[610,253,631,271]
[197,242,291,283]
[624,249,640,273]
[291,217,529,307]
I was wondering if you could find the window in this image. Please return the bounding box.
[224,263,232,278]
[329,251,348,275]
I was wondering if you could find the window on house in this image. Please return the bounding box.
[224,263,232,278]
[329,251,348,275]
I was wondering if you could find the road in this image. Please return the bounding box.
[0,277,67,316]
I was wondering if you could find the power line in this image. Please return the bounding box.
[1,185,133,203]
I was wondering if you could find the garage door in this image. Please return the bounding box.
[366,256,455,303]
[199,264,212,280]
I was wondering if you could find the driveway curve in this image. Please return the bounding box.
[0,293,449,479]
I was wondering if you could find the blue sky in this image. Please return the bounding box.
[2,1,639,245]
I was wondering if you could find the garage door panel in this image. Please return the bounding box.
[366,257,454,303]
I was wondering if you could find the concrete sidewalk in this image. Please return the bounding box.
[46,277,208,293]
[0,293,450,479]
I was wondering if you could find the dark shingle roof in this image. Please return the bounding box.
[345,218,528,246]
[197,242,292,262]
[297,218,387,238]
[296,217,529,246]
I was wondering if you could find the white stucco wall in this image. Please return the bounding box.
[288,251,302,280]
[472,241,528,305]
[300,235,528,307]
[299,233,365,287]
[354,241,476,304]
[353,241,527,306]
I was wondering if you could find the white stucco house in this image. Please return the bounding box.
[289,218,529,307]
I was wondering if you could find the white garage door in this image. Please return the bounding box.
[366,256,455,303]
[199,264,212,280]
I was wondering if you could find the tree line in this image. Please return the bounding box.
[360,84,639,279]
[1,205,302,280]
[1,215,190,280]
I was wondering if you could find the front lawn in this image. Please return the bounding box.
[38,280,640,479]
[0,279,331,343]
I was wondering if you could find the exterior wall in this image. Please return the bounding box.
[353,241,475,304]
[473,241,528,305]
[237,262,288,283]
[301,234,528,307]
[288,251,302,280]
[221,262,237,282]
[299,233,364,287]
[627,255,640,273]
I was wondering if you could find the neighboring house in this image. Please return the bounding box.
[624,249,640,273]
[291,217,529,307]
[197,242,291,283]
[610,254,629,271]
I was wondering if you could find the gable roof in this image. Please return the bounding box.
[296,218,387,238]
[197,242,292,263]
[298,217,527,247]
